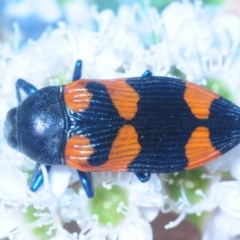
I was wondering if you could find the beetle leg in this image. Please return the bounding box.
[16,79,38,104]
[77,170,94,198]
[72,60,83,81]
[142,69,152,78]
[30,163,51,192]
[135,172,151,182]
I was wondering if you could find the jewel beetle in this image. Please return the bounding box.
[4,60,240,198]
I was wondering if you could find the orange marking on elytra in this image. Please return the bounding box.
[63,79,139,119]
[65,125,141,172]
[65,134,94,165]
[184,82,219,119]
[185,126,221,169]
[100,79,140,120]
[64,80,93,112]
[104,124,141,170]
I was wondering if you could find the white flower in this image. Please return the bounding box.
[0,164,68,239]
[203,181,240,240]
[59,172,162,240]
[203,210,240,240]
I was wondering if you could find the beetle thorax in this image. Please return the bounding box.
[17,86,65,165]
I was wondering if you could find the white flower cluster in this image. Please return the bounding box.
[0,1,240,239]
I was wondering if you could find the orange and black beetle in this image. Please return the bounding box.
[4,60,240,197]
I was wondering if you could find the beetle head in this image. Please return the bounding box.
[4,107,18,150]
